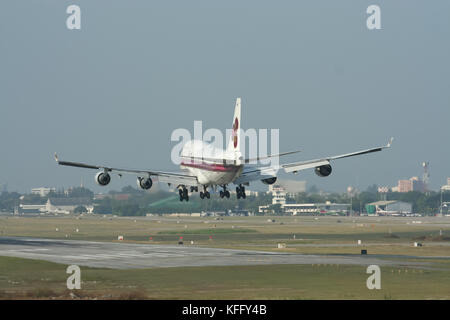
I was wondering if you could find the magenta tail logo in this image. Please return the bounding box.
[232,118,239,148]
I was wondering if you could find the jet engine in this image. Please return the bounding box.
[137,177,153,190]
[261,177,277,185]
[95,171,111,186]
[315,164,332,177]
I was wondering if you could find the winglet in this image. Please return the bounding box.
[386,137,394,148]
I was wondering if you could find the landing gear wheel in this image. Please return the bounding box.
[225,190,230,198]
[179,187,189,201]
[220,191,224,198]
[179,189,184,201]
[200,186,210,199]
[236,185,246,199]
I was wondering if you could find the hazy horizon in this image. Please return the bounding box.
[1,1,449,193]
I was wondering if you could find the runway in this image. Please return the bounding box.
[0,236,429,270]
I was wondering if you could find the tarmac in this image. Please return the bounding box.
[0,236,431,270]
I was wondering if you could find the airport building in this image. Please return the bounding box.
[366,200,412,216]
[260,184,349,215]
[268,181,307,206]
[270,185,287,205]
[283,202,350,215]
[258,201,349,215]
[31,187,56,197]
[19,197,93,215]
[268,180,306,195]
[393,177,427,193]
[441,178,450,191]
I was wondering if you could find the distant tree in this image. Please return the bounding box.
[113,202,144,216]
[20,194,46,204]
[308,185,319,194]
[68,187,94,199]
[0,192,21,211]
[47,189,68,198]
[268,203,283,215]
[121,185,142,195]
[365,184,378,194]
[47,190,58,198]
[74,206,87,214]
[356,192,378,211]
[94,203,113,214]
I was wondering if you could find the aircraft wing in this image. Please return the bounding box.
[233,138,393,185]
[179,150,302,165]
[54,154,199,186]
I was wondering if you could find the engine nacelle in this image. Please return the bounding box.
[315,164,332,177]
[261,177,277,185]
[95,171,111,186]
[137,177,153,190]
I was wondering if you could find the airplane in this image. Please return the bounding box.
[54,98,393,202]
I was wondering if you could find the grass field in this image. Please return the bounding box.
[1,214,449,299]
[1,255,449,300]
[1,215,449,256]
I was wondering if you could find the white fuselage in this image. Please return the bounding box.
[180,140,243,186]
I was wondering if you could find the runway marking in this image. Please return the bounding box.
[0,236,432,270]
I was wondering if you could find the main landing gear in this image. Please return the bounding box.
[219,185,230,199]
[199,186,210,199]
[236,185,246,199]
[180,184,246,201]
[179,186,189,202]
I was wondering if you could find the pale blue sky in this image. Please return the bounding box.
[1,1,449,193]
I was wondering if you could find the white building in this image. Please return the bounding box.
[269,185,287,205]
[441,178,450,191]
[260,185,349,215]
[229,189,259,197]
[367,200,413,216]
[31,187,56,197]
[283,202,350,215]
[268,180,306,195]
[20,198,93,214]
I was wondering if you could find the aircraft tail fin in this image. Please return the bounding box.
[226,98,242,156]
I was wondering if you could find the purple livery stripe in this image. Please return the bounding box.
[181,161,238,172]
